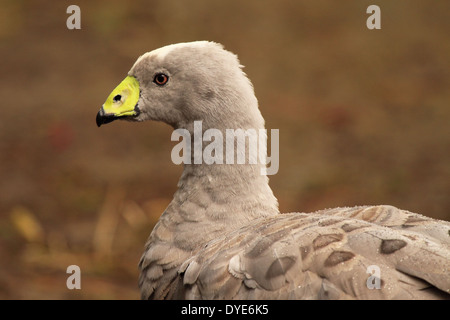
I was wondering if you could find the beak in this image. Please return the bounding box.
[96,105,140,127]
[96,75,140,127]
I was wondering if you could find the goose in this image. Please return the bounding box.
[96,41,450,300]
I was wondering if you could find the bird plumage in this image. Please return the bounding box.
[96,41,450,300]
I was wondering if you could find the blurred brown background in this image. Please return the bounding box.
[0,0,448,299]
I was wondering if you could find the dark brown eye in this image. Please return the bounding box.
[154,73,169,86]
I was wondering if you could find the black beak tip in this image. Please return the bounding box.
[96,111,120,127]
[96,113,117,127]
[96,105,139,127]
[96,111,104,127]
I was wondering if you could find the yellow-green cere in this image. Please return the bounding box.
[102,76,140,117]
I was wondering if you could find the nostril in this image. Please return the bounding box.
[113,94,122,102]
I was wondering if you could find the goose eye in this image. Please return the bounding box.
[154,73,169,86]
